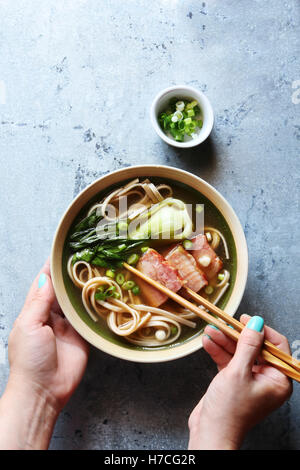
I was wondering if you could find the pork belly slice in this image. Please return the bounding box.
[191,234,223,280]
[164,245,208,292]
[136,248,183,307]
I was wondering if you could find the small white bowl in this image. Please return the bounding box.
[150,85,214,148]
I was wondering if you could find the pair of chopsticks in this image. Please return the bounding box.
[124,262,300,383]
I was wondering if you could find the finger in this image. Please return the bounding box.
[48,311,67,335]
[205,324,237,355]
[51,297,64,317]
[202,334,233,371]
[48,312,90,354]
[24,258,51,304]
[20,261,55,325]
[230,316,265,376]
[240,314,291,355]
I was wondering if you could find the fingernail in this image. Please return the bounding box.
[38,273,47,288]
[208,324,219,331]
[203,334,211,339]
[246,316,264,332]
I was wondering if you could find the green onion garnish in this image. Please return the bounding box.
[122,280,135,290]
[158,98,202,142]
[183,239,193,250]
[126,253,140,265]
[105,269,115,279]
[132,285,140,295]
[116,273,125,285]
[205,285,214,295]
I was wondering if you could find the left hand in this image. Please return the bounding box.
[0,259,89,449]
[8,258,89,411]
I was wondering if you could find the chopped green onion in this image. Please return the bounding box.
[183,239,193,250]
[105,286,116,294]
[105,269,115,279]
[175,133,184,141]
[174,111,183,121]
[95,290,106,301]
[218,273,225,281]
[122,280,135,290]
[186,100,198,110]
[184,117,192,125]
[158,98,202,142]
[127,253,139,265]
[117,243,127,251]
[116,273,125,285]
[196,205,203,213]
[132,285,140,295]
[205,285,214,295]
[171,326,178,335]
[141,246,149,253]
[112,292,121,299]
[178,120,185,130]
[176,101,185,111]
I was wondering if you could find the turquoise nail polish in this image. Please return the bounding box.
[203,334,211,339]
[246,316,264,332]
[38,273,47,288]
[208,324,219,331]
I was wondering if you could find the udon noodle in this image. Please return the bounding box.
[67,179,231,347]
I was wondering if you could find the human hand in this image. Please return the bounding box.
[188,315,292,450]
[0,259,89,449]
[8,258,89,409]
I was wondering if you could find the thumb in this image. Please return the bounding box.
[21,271,56,326]
[230,316,265,376]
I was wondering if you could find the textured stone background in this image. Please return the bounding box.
[0,0,299,450]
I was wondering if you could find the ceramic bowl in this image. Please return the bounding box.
[51,165,248,363]
[150,85,214,148]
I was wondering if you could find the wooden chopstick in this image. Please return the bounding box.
[124,263,300,383]
[186,287,300,373]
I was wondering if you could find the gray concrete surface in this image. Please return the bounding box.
[0,0,299,450]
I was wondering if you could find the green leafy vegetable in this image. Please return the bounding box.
[129,198,193,240]
[70,237,147,268]
[95,285,119,301]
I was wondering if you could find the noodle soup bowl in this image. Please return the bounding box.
[51,165,248,363]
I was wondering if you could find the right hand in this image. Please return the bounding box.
[188,315,293,449]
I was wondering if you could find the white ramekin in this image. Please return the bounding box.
[150,85,214,148]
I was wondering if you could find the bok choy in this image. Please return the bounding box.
[68,197,193,267]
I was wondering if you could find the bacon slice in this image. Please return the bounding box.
[191,234,223,280]
[136,248,183,307]
[164,245,208,292]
